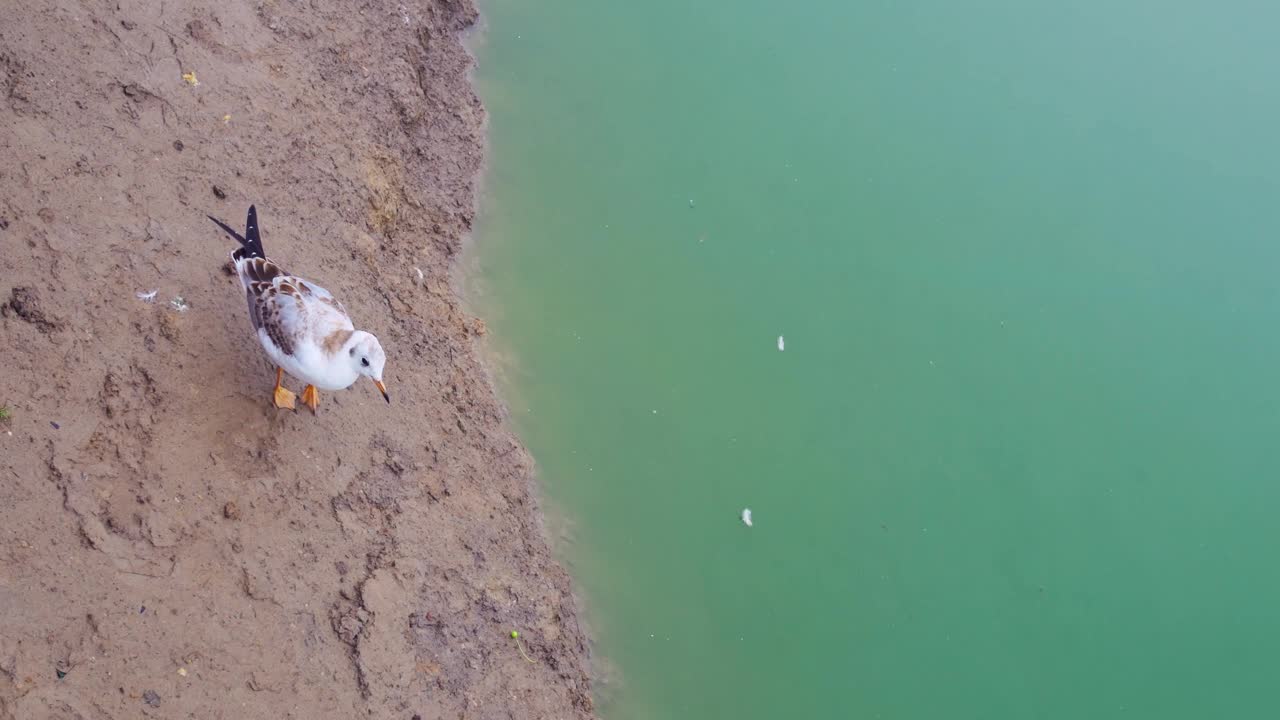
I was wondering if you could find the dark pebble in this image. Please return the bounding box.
[173,140,184,152]
[143,690,161,707]
[56,669,67,679]
[212,185,227,199]
[50,421,60,429]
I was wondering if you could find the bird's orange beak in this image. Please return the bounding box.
[374,379,390,404]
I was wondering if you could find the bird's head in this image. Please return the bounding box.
[348,331,389,403]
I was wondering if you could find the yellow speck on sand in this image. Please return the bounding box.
[181,71,199,86]
[222,114,231,123]
[177,667,188,677]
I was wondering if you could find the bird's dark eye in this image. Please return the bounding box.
[361,357,370,367]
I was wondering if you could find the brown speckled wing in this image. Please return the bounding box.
[241,256,285,284]
[295,280,348,317]
[262,283,302,356]
[238,254,353,359]
[240,256,299,357]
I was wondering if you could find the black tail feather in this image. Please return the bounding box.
[208,205,265,259]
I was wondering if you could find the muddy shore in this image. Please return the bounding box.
[0,1,594,717]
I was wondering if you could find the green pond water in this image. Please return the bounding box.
[470,2,1280,717]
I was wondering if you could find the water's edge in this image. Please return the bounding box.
[455,2,603,712]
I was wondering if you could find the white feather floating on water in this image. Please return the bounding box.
[777,335,785,351]
[741,508,753,527]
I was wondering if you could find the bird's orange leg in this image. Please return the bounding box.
[273,367,297,410]
[301,384,320,414]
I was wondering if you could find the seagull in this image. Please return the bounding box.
[208,205,390,413]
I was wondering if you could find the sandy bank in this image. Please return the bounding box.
[0,1,593,717]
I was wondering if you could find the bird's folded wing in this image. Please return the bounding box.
[247,275,354,358]
[294,277,349,317]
